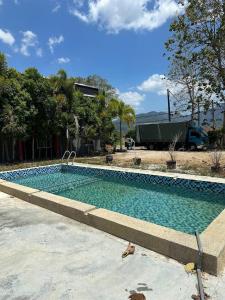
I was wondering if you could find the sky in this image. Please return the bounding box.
[0,0,183,114]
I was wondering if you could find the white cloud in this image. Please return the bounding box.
[48,35,64,53]
[138,74,174,95]
[0,28,15,46]
[70,0,184,33]
[20,30,42,57]
[36,48,43,57]
[52,3,61,13]
[138,74,167,95]
[57,57,70,64]
[119,91,145,107]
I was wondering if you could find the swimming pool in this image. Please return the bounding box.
[2,164,225,235]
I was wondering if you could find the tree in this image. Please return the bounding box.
[50,69,78,150]
[109,99,135,151]
[166,0,225,141]
[0,69,31,161]
[0,52,7,76]
[164,47,211,121]
[23,68,53,160]
[0,52,135,163]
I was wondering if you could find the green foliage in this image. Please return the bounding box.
[108,98,136,150]
[125,129,136,140]
[0,53,7,76]
[0,52,132,161]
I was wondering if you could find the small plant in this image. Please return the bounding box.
[167,133,181,169]
[105,144,113,154]
[133,157,141,166]
[210,150,222,173]
[168,133,181,161]
[105,144,114,164]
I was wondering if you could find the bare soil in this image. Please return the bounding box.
[1,150,225,178]
[76,149,225,178]
[113,150,225,167]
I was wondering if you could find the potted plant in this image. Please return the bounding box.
[166,133,180,170]
[133,157,141,166]
[105,144,114,163]
[210,150,222,173]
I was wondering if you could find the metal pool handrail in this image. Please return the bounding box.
[61,151,71,164]
[68,151,76,165]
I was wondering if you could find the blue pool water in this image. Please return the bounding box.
[12,170,225,234]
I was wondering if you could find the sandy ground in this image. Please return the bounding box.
[113,150,225,167]
[1,191,225,300]
[74,149,225,177]
[1,149,225,177]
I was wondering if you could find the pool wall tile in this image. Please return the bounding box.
[0,164,62,181]
[1,163,225,194]
[64,164,225,195]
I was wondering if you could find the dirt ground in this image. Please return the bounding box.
[114,149,225,167]
[75,149,225,177]
[1,149,225,177]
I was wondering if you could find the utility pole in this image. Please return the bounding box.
[197,99,200,127]
[167,89,171,122]
[212,100,215,130]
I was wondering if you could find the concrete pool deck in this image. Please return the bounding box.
[1,192,225,300]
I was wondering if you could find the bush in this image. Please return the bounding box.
[208,129,223,145]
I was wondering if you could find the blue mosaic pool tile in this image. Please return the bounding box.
[0,164,62,181]
[1,163,225,195]
[64,165,225,195]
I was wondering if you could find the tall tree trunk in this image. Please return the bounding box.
[2,138,4,163]
[12,138,15,162]
[120,119,122,151]
[18,140,24,161]
[54,135,60,158]
[32,136,35,161]
[223,108,225,147]
[45,138,48,160]
[4,139,9,162]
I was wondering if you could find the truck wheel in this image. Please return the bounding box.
[147,144,154,150]
[188,143,197,151]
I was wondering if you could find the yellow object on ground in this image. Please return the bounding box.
[184,262,195,273]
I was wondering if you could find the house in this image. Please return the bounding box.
[74,83,99,97]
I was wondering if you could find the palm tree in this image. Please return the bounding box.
[109,99,135,151]
[50,70,76,150]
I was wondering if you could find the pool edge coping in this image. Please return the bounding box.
[0,162,225,275]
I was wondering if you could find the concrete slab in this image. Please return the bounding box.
[0,192,224,300]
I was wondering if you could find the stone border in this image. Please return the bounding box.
[0,163,225,275]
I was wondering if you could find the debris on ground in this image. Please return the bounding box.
[184,262,196,273]
[129,293,146,300]
[122,242,135,258]
[191,292,210,299]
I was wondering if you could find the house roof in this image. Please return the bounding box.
[74,83,99,97]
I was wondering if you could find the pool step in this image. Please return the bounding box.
[44,177,102,193]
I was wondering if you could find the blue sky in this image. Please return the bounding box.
[0,0,183,113]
